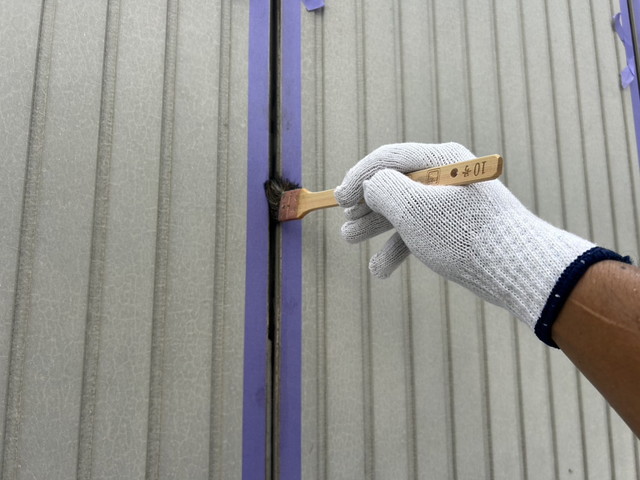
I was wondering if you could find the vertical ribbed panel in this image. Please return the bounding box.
[301,1,640,479]
[0,1,249,479]
[3,0,640,478]
[0,2,44,473]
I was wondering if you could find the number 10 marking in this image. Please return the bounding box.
[473,161,487,176]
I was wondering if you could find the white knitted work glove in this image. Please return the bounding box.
[335,143,630,346]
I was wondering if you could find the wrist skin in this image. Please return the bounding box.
[552,260,640,437]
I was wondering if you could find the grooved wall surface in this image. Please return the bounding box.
[0,1,249,479]
[4,0,640,479]
[301,1,640,479]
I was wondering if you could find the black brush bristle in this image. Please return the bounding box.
[264,175,301,221]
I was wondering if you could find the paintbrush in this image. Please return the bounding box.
[265,154,503,222]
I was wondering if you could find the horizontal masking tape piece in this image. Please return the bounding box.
[302,0,324,11]
[243,0,271,478]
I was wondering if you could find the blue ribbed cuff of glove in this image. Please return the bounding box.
[535,247,633,348]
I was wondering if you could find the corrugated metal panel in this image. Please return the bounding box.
[0,1,248,478]
[301,1,640,479]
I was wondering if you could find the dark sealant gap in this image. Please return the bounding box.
[267,1,282,479]
[268,0,281,343]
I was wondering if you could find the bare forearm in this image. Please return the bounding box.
[552,260,640,436]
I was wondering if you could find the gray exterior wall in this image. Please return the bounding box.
[2,0,640,479]
[0,1,248,478]
[301,1,640,479]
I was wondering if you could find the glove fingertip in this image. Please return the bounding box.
[334,184,361,208]
[341,222,362,244]
[368,232,411,278]
[369,255,393,279]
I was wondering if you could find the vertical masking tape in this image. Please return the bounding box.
[243,0,271,478]
[279,0,303,478]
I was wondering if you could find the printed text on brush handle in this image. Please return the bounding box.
[407,155,503,187]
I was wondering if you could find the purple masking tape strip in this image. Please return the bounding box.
[302,0,324,11]
[280,0,303,479]
[243,0,271,478]
[617,0,640,166]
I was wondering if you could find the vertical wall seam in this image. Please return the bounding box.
[566,4,618,478]
[489,0,508,186]
[1,1,57,478]
[543,349,561,480]
[461,0,475,149]
[393,0,406,140]
[431,2,442,143]
[428,1,439,143]
[543,0,569,230]
[477,301,493,480]
[566,3,594,240]
[534,63,561,480]
[587,2,635,476]
[461,1,493,476]
[516,0,539,214]
[467,0,494,472]
[489,2,529,477]
[519,2,564,478]
[145,0,179,478]
[636,437,640,480]
[543,2,590,473]
[354,0,367,161]
[208,1,232,479]
[511,320,528,480]
[574,369,590,478]
[76,0,121,478]
[359,251,374,480]
[393,1,417,478]
[429,3,454,477]
[354,1,375,478]
[588,0,621,252]
[440,279,456,480]
[400,268,417,480]
[315,11,328,480]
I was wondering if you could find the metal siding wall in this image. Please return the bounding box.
[301,1,640,479]
[0,1,248,478]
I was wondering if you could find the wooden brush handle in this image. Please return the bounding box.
[406,154,503,186]
[294,155,503,220]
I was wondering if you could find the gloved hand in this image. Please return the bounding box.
[335,142,629,346]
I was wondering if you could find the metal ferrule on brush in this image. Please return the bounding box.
[278,190,302,222]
